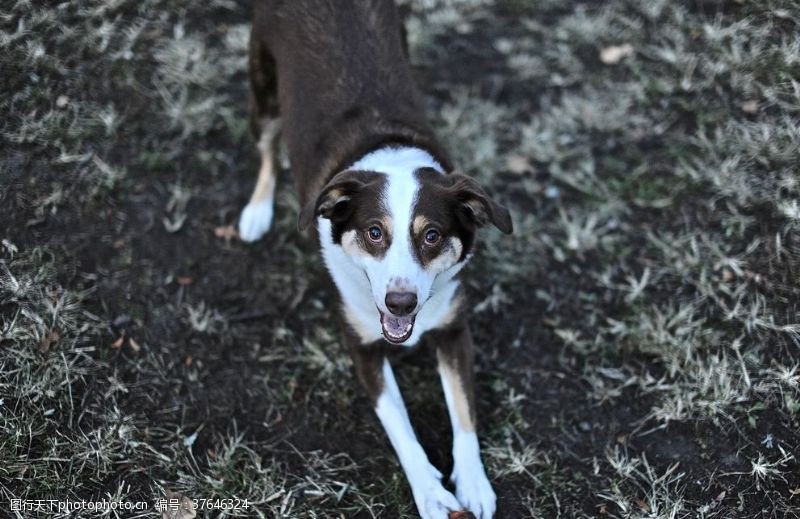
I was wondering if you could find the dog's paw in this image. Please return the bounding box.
[410,465,461,519]
[452,467,496,519]
[238,199,274,242]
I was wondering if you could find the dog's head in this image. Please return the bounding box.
[299,165,512,344]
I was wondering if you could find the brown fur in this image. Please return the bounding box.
[250,0,453,208]
[429,318,477,430]
[342,320,386,403]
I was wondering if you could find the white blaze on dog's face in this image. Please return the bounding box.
[300,147,512,345]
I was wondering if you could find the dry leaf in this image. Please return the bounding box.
[39,329,60,353]
[740,100,759,114]
[111,335,124,349]
[128,338,141,352]
[505,154,532,175]
[162,491,196,519]
[600,43,634,64]
[177,276,194,286]
[214,225,238,242]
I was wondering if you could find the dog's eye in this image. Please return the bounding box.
[424,229,440,245]
[367,226,383,242]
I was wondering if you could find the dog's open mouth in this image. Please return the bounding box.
[380,311,415,344]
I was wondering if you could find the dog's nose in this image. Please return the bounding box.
[385,291,417,316]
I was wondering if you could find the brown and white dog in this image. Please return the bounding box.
[239,1,512,517]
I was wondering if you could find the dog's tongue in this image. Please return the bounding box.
[381,313,414,342]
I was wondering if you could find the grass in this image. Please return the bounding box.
[2,0,800,517]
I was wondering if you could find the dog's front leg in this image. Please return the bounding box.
[434,322,497,519]
[350,341,461,518]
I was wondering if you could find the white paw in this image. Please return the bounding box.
[410,465,462,519]
[452,467,496,519]
[238,199,274,242]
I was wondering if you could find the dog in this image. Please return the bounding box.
[239,1,512,517]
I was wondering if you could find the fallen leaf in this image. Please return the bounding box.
[176,276,194,286]
[505,154,532,174]
[214,225,238,242]
[162,491,196,519]
[184,355,193,366]
[634,498,650,512]
[113,238,126,249]
[600,43,634,65]
[39,329,60,353]
[740,100,759,114]
[111,335,124,349]
[128,338,141,352]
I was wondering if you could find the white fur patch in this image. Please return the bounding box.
[347,146,444,174]
[450,432,496,519]
[375,360,461,518]
[238,198,274,242]
[340,229,373,258]
[319,218,383,342]
[240,117,279,242]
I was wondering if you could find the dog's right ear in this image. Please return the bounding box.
[297,170,373,231]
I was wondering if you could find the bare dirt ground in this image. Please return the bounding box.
[2,0,800,517]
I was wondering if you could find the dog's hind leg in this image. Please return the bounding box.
[239,28,280,242]
[239,118,279,241]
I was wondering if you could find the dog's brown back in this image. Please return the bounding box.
[250,0,452,205]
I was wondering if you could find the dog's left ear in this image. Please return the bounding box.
[447,173,513,234]
[298,170,373,231]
